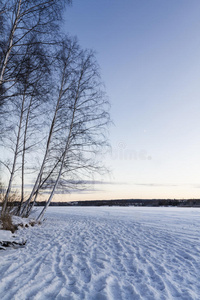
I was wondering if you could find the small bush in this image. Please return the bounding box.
[1,214,18,233]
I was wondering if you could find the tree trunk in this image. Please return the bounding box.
[37,84,79,221]
[18,95,33,215]
[21,67,66,216]
[2,92,25,216]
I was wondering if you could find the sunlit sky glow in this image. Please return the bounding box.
[59,0,200,201]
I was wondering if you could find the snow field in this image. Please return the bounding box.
[0,207,200,300]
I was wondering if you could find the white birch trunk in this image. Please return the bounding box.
[22,67,66,216]
[18,95,33,214]
[2,92,25,216]
[37,89,79,221]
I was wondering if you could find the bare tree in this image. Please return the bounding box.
[17,43,51,214]
[1,2,111,221]
[1,41,51,216]
[0,0,71,102]
[36,44,110,220]
[19,38,110,219]
[21,38,80,216]
[0,0,72,216]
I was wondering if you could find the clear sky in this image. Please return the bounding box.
[60,0,200,201]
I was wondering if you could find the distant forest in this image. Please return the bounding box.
[2,199,200,208]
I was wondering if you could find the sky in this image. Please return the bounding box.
[58,0,200,201]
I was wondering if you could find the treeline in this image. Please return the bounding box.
[37,199,200,207]
[2,199,200,207]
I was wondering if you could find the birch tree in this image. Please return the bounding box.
[19,38,110,219]
[0,1,111,220]
[1,41,51,216]
[36,45,110,220]
[0,0,71,103]
[0,0,71,216]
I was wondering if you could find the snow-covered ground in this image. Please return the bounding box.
[0,207,200,300]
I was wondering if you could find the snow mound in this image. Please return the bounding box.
[11,215,34,228]
[0,230,14,242]
[0,229,26,250]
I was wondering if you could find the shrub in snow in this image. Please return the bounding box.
[0,213,18,233]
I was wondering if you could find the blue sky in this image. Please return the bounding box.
[61,0,200,201]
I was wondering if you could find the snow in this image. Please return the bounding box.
[0,230,15,242]
[0,206,200,299]
[11,215,31,228]
[0,227,26,250]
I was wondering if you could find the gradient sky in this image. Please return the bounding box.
[60,0,200,201]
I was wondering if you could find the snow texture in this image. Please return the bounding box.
[0,229,26,250]
[0,207,200,300]
[11,216,31,228]
[0,230,14,242]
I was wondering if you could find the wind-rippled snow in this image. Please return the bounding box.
[0,207,200,300]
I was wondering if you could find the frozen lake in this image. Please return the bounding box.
[0,207,200,299]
